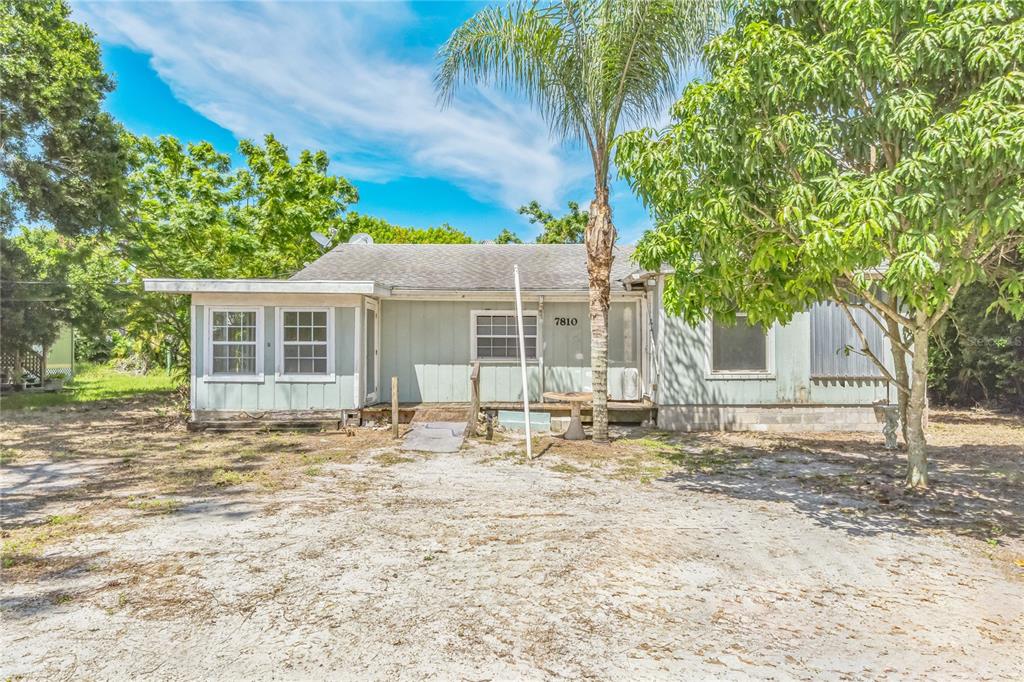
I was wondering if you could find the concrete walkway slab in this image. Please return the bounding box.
[401,421,468,453]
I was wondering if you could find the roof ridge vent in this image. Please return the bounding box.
[349,232,374,245]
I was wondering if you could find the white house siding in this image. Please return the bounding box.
[192,304,358,411]
[378,299,642,404]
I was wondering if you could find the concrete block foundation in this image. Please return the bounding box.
[656,405,883,433]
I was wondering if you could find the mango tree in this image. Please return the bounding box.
[617,0,1024,486]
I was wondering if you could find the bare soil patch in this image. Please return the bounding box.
[2,399,1022,679]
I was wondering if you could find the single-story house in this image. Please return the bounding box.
[144,239,894,432]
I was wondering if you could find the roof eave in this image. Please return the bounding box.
[143,279,390,296]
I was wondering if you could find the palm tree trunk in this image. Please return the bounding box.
[586,184,615,442]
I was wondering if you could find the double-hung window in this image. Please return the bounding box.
[206,307,262,380]
[472,311,537,361]
[277,308,333,379]
[709,312,772,376]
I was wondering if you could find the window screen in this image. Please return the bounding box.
[210,310,258,375]
[281,310,329,375]
[711,313,768,372]
[474,313,537,360]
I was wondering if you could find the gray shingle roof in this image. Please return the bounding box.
[290,243,638,291]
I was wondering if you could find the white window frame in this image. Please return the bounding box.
[705,312,775,379]
[363,299,380,404]
[275,306,335,383]
[204,306,264,383]
[470,309,540,363]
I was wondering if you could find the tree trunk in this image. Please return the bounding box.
[905,324,930,488]
[886,317,910,444]
[13,349,23,389]
[586,184,615,443]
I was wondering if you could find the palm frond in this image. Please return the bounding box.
[435,0,727,181]
[435,2,589,143]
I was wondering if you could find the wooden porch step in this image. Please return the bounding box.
[188,419,344,433]
[410,407,472,423]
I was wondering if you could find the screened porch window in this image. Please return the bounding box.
[210,310,259,376]
[280,309,331,375]
[710,313,770,373]
[473,312,537,360]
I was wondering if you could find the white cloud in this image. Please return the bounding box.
[74,0,589,209]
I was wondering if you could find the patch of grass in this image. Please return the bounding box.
[619,436,674,450]
[210,468,250,487]
[304,465,323,477]
[2,514,85,568]
[515,433,756,484]
[46,513,82,526]
[0,447,17,466]
[126,497,182,514]
[373,452,416,466]
[673,446,753,475]
[0,363,181,411]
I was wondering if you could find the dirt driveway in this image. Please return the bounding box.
[2,399,1022,680]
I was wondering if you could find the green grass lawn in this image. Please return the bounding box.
[0,363,180,411]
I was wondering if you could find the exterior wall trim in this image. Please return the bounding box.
[146,278,386,296]
[388,290,644,302]
[192,293,364,307]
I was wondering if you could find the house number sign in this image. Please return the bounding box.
[554,317,578,326]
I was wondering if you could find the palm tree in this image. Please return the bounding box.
[436,0,723,441]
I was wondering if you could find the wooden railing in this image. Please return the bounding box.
[0,347,46,384]
[465,361,480,437]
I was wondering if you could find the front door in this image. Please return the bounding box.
[364,300,379,404]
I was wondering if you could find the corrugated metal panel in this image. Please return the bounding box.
[810,302,886,378]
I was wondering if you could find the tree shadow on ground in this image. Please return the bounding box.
[654,412,1022,541]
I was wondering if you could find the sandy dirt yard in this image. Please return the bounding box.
[2,398,1023,680]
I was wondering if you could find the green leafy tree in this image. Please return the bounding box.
[117,133,361,365]
[11,228,133,360]
[0,0,125,235]
[0,236,66,375]
[233,136,358,272]
[518,200,587,243]
[618,0,1024,486]
[930,275,1024,409]
[0,0,126,362]
[437,0,724,440]
[495,228,524,243]
[339,213,474,244]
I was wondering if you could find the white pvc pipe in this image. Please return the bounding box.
[513,265,532,459]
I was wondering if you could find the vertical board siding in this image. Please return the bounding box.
[656,305,890,407]
[810,302,886,378]
[194,294,890,411]
[379,299,641,404]
[193,304,356,411]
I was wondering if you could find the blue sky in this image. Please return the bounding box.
[76,1,658,243]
